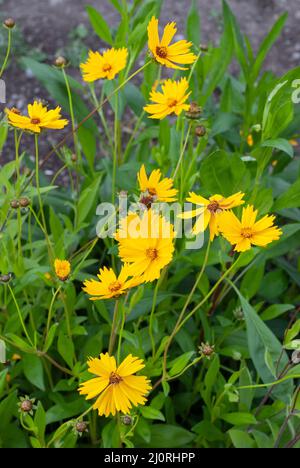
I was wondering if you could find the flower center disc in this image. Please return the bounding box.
[31,118,41,125]
[148,187,157,196]
[167,98,177,108]
[146,248,158,260]
[103,63,112,72]
[109,372,123,384]
[207,201,222,213]
[156,46,168,58]
[108,280,122,293]
[241,227,253,238]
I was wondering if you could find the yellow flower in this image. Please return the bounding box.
[179,192,245,241]
[79,353,151,417]
[138,164,177,203]
[54,259,71,281]
[247,134,254,146]
[219,205,282,252]
[116,209,175,282]
[144,78,190,119]
[80,48,128,82]
[5,101,68,133]
[147,16,197,69]
[82,264,142,300]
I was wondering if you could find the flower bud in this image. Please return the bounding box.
[0,273,14,283]
[186,102,202,120]
[18,396,36,415]
[3,18,15,29]
[195,125,206,137]
[10,199,19,209]
[54,56,67,68]
[291,350,300,364]
[71,153,77,162]
[121,415,133,426]
[200,43,208,52]
[19,197,30,208]
[75,421,88,434]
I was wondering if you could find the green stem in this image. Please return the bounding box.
[62,67,81,163]
[89,83,113,150]
[172,122,192,181]
[162,255,240,379]
[34,134,47,233]
[0,28,12,78]
[117,303,126,365]
[112,92,119,204]
[179,239,211,319]
[108,300,120,355]
[8,284,34,347]
[149,282,159,359]
[45,286,61,338]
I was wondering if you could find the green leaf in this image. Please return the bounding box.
[222,412,257,425]
[23,354,45,390]
[43,323,59,353]
[140,406,165,422]
[200,150,250,196]
[273,178,300,210]
[57,332,75,369]
[233,287,292,403]
[34,402,46,439]
[86,6,113,45]
[144,425,195,448]
[6,333,34,353]
[260,304,294,321]
[76,175,102,228]
[251,14,287,82]
[168,351,194,377]
[261,138,293,158]
[285,319,300,345]
[229,429,255,448]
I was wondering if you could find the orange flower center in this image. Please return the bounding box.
[103,63,112,72]
[148,187,157,196]
[167,98,178,108]
[108,281,122,293]
[241,227,253,238]
[109,372,123,384]
[207,200,222,214]
[31,118,41,125]
[146,248,158,260]
[156,46,168,58]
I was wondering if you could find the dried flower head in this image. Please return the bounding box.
[3,18,15,29]
[199,342,215,359]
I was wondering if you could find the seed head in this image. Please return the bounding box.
[186,102,202,120]
[195,125,206,137]
[10,199,19,209]
[121,415,133,426]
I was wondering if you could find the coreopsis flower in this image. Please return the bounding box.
[147,16,197,69]
[54,259,71,281]
[179,192,245,240]
[138,164,177,204]
[5,101,68,133]
[219,205,282,252]
[144,78,190,119]
[79,353,151,417]
[80,48,128,82]
[82,264,143,300]
[116,209,175,282]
